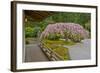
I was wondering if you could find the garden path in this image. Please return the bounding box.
[64,39,91,60]
[25,40,49,62]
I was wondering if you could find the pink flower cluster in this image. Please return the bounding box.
[40,23,89,39]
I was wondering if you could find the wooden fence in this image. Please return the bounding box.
[39,41,64,61]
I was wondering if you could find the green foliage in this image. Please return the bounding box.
[25,21,35,27]
[84,21,91,32]
[32,27,41,37]
[64,30,83,42]
[25,26,41,38]
[38,21,48,31]
[47,33,62,40]
[64,30,71,41]
[70,34,83,42]
[45,12,90,24]
[25,27,34,38]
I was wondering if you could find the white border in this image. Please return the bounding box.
[16,3,96,69]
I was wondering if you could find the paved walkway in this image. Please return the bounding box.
[64,39,91,60]
[25,42,49,62]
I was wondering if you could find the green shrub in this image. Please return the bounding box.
[25,27,34,38]
[25,27,41,38]
[70,34,83,42]
[63,30,84,42]
[64,30,71,41]
[84,21,91,32]
[47,33,61,40]
[33,27,41,37]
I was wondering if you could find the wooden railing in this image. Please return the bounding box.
[39,41,64,61]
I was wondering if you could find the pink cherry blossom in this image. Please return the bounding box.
[40,23,89,40]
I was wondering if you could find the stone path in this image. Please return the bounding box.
[64,39,91,60]
[25,42,49,62]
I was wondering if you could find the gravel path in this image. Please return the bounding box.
[64,39,91,60]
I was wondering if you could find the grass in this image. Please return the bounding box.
[51,45,69,60]
[42,39,72,60]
